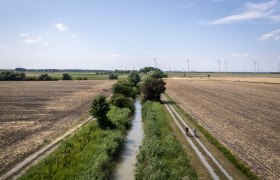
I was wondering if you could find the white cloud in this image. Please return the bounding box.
[19,33,50,46]
[259,29,280,40]
[24,36,42,44]
[107,54,120,58]
[208,0,280,25]
[54,23,69,31]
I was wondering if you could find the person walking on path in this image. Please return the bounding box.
[193,128,197,137]
[185,127,189,136]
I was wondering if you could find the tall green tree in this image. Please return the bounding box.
[128,70,141,86]
[142,77,166,102]
[89,95,110,129]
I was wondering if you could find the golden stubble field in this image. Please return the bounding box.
[0,80,114,174]
[166,79,280,180]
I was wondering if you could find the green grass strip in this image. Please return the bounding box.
[20,106,132,180]
[165,94,259,180]
[135,101,197,180]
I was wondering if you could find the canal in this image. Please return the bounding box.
[113,100,143,180]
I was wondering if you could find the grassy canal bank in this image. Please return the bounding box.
[135,101,197,180]
[20,106,132,180]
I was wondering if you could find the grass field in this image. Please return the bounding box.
[135,101,197,180]
[0,80,114,175]
[25,72,128,80]
[19,106,132,179]
[166,79,280,179]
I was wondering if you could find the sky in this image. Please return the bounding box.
[0,0,280,72]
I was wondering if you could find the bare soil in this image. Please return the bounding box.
[166,79,280,180]
[0,80,114,174]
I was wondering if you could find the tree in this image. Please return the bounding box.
[62,73,72,80]
[139,67,157,74]
[142,77,166,102]
[112,81,137,99]
[149,69,167,79]
[108,73,118,80]
[38,74,53,81]
[110,93,135,112]
[89,95,110,129]
[15,67,27,72]
[128,70,141,86]
[0,72,26,81]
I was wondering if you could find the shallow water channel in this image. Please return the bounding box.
[113,100,143,180]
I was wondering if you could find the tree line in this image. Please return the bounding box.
[0,72,73,81]
[90,67,166,129]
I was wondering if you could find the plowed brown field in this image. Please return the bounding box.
[0,80,114,174]
[166,79,280,180]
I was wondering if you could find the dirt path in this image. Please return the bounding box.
[162,95,233,180]
[166,79,280,179]
[0,116,93,180]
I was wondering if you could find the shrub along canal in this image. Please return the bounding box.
[113,100,143,180]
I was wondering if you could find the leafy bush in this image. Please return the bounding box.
[112,81,137,99]
[0,71,26,81]
[128,70,141,86]
[109,93,135,112]
[38,74,53,81]
[149,69,167,79]
[62,73,72,80]
[108,73,118,80]
[139,66,157,74]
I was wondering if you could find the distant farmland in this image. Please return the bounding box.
[0,80,114,174]
[166,79,280,179]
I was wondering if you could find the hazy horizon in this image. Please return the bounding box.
[1,0,280,72]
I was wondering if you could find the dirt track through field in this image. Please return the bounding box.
[162,95,232,180]
[166,79,280,180]
[0,80,114,175]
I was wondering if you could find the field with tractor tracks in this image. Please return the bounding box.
[166,79,280,180]
[0,80,114,174]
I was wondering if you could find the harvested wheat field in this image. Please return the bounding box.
[0,80,114,174]
[166,79,280,180]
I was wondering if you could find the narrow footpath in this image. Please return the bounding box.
[161,95,233,180]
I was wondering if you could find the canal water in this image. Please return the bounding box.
[113,100,143,180]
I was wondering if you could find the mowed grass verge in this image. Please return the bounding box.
[20,106,132,180]
[135,101,197,180]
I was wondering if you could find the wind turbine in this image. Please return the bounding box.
[153,59,157,68]
[252,59,257,74]
[216,59,221,74]
[224,60,228,73]
[186,59,190,73]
